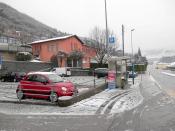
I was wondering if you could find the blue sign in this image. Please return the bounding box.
[109,37,115,44]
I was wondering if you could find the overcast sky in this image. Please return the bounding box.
[0,0,175,53]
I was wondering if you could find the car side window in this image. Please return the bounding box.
[35,75,47,83]
[26,75,35,81]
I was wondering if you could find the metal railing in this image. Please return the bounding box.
[0,43,32,52]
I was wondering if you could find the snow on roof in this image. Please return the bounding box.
[30,59,43,62]
[30,35,80,45]
[18,52,31,55]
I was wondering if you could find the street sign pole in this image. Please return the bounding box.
[132,63,135,85]
[0,55,2,70]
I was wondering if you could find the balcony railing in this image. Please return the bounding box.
[0,43,32,53]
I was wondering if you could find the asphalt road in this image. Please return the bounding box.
[148,65,175,97]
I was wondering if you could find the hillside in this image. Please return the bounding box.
[0,2,68,43]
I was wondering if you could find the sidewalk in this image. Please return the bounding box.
[140,74,163,100]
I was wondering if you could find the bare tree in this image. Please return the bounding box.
[90,26,118,66]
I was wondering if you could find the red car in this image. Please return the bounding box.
[16,72,77,102]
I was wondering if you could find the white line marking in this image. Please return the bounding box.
[161,72,175,77]
[150,75,162,90]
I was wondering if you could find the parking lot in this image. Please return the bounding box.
[0,76,106,103]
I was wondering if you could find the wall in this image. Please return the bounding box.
[0,61,52,74]
[0,52,16,61]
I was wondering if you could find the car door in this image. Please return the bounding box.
[20,74,40,98]
[33,74,51,99]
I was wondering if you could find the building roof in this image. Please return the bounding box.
[29,35,85,45]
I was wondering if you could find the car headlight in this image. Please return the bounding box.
[61,87,67,92]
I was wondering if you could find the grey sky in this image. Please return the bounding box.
[0,0,175,53]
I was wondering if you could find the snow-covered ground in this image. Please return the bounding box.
[63,76,105,86]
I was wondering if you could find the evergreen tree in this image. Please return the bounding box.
[138,48,142,57]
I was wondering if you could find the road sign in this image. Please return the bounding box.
[109,37,115,44]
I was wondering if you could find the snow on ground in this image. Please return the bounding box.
[110,83,143,114]
[63,76,105,86]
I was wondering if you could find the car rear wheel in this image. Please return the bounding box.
[49,92,58,103]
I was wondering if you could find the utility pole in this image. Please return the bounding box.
[131,29,135,85]
[104,0,109,55]
[122,25,125,56]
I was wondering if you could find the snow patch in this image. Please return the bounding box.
[58,96,73,101]
[110,87,144,114]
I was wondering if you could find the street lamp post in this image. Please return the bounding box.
[104,0,109,55]
[131,29,135,85]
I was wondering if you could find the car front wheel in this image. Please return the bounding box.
[49,92,58,103]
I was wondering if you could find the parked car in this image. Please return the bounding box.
[16,72,77,102]
[128,71,138,78]
[50,67,71,77]
[94,68,109,78]
[0,72,26,82]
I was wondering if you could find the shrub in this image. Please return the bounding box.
[16,52,32,61]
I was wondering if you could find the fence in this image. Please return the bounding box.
[0,61,52,75]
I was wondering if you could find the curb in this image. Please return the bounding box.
[58,83,107,107]
[0,99,56,106]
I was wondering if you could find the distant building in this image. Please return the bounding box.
[156,63,169,69]
[30,35,96,68]
[0,35,32,61]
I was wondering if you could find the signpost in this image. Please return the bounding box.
[0,55,2,70]
[131,58,135,85]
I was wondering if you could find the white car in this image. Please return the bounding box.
[51,67,71,77]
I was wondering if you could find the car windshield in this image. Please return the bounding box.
[46,74,63,83]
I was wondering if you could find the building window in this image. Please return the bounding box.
[48,44,57,52]
[71,43,73,51]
